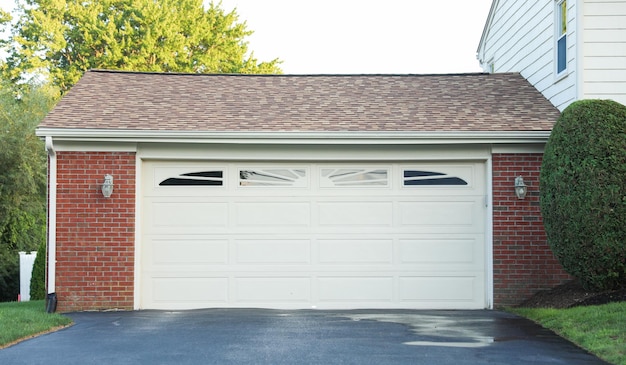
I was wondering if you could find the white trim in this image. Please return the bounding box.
[485,156,494,309]
[137,143,492,162]
[36,129,552,145]
[41,142,138,152]
[491,144,546,154]
[134,155,142,310]
[477,0,500,65]
[576,0,583,101]
[45,137,57,294]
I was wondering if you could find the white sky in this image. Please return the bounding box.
[0,0,494,74]
[217,0,493,74]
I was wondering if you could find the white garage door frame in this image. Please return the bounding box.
[134,142,494,310]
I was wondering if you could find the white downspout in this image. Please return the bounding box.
[45,136,56,294]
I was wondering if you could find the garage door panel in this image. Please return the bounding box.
[151,238,229,265]
[150,202,228,229]
[318,239,393,264]
[235,239,311,264]
[235,202,311,227]
[152,277,229,303]
[399,238,480,265]
[399,276,481,302]
[236,278,311,302]
[317,202,393,226]
[318,277,394,302]
[399,200,478,227]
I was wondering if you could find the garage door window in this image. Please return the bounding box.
[239,168,307,187]
[403,170,467,186]
[320,168,388,187]
[159,171,223,186]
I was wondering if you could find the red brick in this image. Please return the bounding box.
[492,153,571,307]
[53,151,135,312]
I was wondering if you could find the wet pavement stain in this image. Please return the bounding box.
[339,310,598,350]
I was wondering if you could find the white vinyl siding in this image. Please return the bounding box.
[478,0,578,110]
[581,0,626,105]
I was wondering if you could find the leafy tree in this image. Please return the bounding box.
[0,80,57,301]
[540,99,626,291]
[3,0,281,91]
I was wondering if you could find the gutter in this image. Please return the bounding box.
[35,129,553,145]
[44,137,57,297]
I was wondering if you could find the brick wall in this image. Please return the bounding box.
[492,153,571,307]
[54,151,135,312]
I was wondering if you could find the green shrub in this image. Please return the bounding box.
[540,99,626,291]
[30,241,46,300]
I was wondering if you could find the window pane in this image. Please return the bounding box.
[239,168,307,187]
[403,170,468,186]
[557,36,567,73]
[560,0,567,35]
[404,177,468,186]
[321,168,389,187]
[160,171,223,186]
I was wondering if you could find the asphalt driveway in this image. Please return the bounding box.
[0,309,609,365]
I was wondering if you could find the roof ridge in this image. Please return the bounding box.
[87,69,515,78]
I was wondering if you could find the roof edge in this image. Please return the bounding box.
[36,128,551,145]
[477,0,499,64]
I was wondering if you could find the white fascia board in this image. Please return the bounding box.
[36,128,551,145]
[477,0,499,64]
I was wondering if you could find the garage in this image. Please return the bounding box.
[140,160,486,310]
[37,70,563,312]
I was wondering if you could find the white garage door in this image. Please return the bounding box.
[140,161,486,310]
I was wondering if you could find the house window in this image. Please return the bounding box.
[159,171,223,186]
[556,0,567,74]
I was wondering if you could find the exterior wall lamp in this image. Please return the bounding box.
[514,176,527,199]
[101,174,114,198]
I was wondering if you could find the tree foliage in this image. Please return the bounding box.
[0,80,57,301]
[3,0,281,91]
[540,99,626,291]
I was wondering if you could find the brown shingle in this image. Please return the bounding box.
[39,70,559,132]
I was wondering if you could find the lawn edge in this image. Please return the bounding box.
[0,323,74,350]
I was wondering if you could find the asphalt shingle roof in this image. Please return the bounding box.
[39,70,559,132]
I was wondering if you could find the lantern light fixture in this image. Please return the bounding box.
[514,176,527,200]
[101,174,114,198]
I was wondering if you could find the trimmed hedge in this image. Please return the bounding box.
[540,99,626,291]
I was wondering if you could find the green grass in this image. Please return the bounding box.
[0,300,72,348]
[510,302,626,365]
